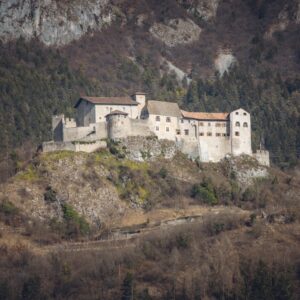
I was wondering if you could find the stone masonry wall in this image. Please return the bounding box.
[117,136,177,162]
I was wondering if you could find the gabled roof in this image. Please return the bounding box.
[105,110,128,117]
[181,110,229,121]
[147,100,182,117]
[75,96,138,108]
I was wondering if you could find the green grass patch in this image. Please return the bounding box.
[41,151,77,162]
[15,165,39,182]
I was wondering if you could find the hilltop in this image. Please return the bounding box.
[0,148,299,298]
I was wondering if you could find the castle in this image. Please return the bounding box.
[43,92,270,166]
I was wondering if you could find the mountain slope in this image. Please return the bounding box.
[0,0,300,179]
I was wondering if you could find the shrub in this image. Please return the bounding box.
[0,200,19,215]
[158,167,168,179]
[43,186,57,203]
[191,184,218,205]
[61,204,90,236]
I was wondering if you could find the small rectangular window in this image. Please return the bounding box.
[222,133,227,137]
[199,132,204,136]
[199,122,204,127]
[215,123,221,127]
[235,131,240,136]
[216,133,221,137]
[166,127,169,132]
[184,129,189,136]
[156,116,160,122]
[207,132,212,136]
[176,129,181,135]
[181,119,184,123]
[208,123,211,127]
[156,126,159,131]
[166,117,171,123]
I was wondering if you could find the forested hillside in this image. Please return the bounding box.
[0,0,300,177]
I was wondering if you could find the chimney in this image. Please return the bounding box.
[132,92,146,107]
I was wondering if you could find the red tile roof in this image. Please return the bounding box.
[75,96,138,107]
[181,110,229,121]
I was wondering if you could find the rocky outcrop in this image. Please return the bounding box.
[177,0,220,21]
[214,49,237,77]
[265,0,300,38]
[150,18,201,47]
[0,0,114,46]
[224,155,269,188]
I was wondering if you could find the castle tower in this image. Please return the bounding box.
[132,92,146,118]
[229,108,252,156]
[106,110,130,140]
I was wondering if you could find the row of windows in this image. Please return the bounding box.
[105,107,127,111]
[155,116,248,128]
[236,122,248,127]
[156,116,171,122]
[236,112,247,116]
[199,132,229,137]
[155,127,241,138]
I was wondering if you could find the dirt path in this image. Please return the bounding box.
[37,206,250,254]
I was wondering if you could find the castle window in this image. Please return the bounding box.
[156,126,159,131]
[243,122,248,127]
[166,117,171,123]
[199,132,204,136]
[176,129,181,135]
[208,122,211,127]
[181,119,184,123]
[199,122,204,126]
[222,123,226,127]
[156,116,160,122]
[235,131,240,136]
[123,107,125,111]
[235,122,240,127]
[236,112,239,115]
[166,127,170,132]
[222,133,227,137]
[216,133,221,137]
[207,132,212,136]
[184,129,189,136]
[215,123,221,127]
[243,112,247,116]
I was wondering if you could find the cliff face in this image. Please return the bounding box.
[0,0,114,46]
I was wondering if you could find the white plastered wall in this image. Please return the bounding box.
[230,108,252,156]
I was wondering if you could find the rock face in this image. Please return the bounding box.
[265,0,300,38]
[224,155,269,188]
[214,50,237,77]
[150,18,202,47]
[0,0,113,46]
[177,0,220,21]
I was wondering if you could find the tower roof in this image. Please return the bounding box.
[105,110,128,117]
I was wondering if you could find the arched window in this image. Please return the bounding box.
[243,122,248,127]
[235,121,240,127]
